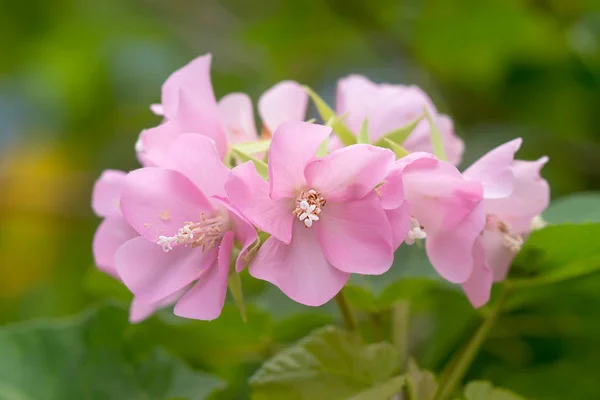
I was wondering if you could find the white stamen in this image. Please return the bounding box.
[530,215,548,231]
[293,189,326,228]
[405,217,426,245]
[155,213,228,252]
[487,215,524,253]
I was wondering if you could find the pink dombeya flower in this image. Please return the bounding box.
[115,133,257,320]
[461,139,550,307]
[382,152,486,284]
[136,54,308,166]
[335,75,465,165]
[226,121,400,306]
[91,170,181,323]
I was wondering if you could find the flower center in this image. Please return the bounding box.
[486,215,523,253]
[405,216,427,245]
[293,189,326,228]
[156,212,228,252]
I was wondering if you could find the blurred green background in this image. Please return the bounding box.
[1,0,600,399]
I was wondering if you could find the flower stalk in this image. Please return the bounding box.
[335,290,358,331]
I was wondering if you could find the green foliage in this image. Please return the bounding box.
[375,115,424,147]
[0,304,224,400]
[303,85,357,146]
[230,149,269,178]
[406,361,438,400]
[250,326,399,399]
[510,223,600,287]
[424,107,447,161]
[543,192,600,224]
[463,381,524,400]
[357,119,370,144]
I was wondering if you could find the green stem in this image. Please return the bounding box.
[335,290,358,331]
[392,301,410,369]
[434,285,512,400]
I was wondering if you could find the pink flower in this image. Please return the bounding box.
[91,170,180,322]
[115,133,257,320]
[461,139,550,307]
[225,121,397,306]
[387,152,486,283]
[336,75,464,165]
[136,54,308,166]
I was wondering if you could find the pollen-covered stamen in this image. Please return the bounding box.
[405,217,426,245]
[156,213,228,252]
[293,189,326,228]
[486,216,523,253]
[530,215,548,231]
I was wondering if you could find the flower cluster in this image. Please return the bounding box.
[92,54,550,322]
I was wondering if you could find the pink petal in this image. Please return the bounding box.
[403,115,465,167]
[378,167,405,210]
[314,192,394,274]
[212,196,258,272]
[173,231,233,320]
[128,288,186,323]
[403,158,484,234]
[219,92,258,144]
[120,168,213,242]
[164,133,229,198]
[385,202,411,249]
[480,229,516,282]
[115,236,217,303]
[249,224,349,306]
[425,201,486,283]
[92,217,138,278]
[463,138,522,199]
[137,120,181,167]
[92,170,127,217]
[268,121,332,199]
[161,54,216,120]
[336,75,381,133]
[258,81,308,134]
[461,237,493,308]
[225,161,294,244]
[485,157,550,233]
[304,144,395,202]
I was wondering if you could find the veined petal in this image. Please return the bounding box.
[314,192,394,274]
[463,138,522,199]
[225,161,294,244]
[268,121,332,199]
[92,217,138,278]
[258,81,308,134]
[219,92,258,144]
[385,202,411,249]
[92,170,127,217]
[378,167,405,210]
[212,196,258,272]
[304,144,395,202]
[461,237,493,308]
[120,167,213,242]
[115,237,217,304]
[173,231,233,320]
[486,157,550,233]
[425,201,486,283]
[249,225,349,306]
[161,53,216,120]
[164,133,229,198]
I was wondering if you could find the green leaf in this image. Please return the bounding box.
[231,148,269,178]
[357,119,370,144]
[0,305,224,400]
[464,381,525,400]
[543,192,600,224]
[250,325,399,400]
[303,85,356,146]
[231,139,271,156]
[347,376,406,400]
[406,361,438,400]
[375,114,424,147]
[510,223,600,288]
[316,136,329,157]
[382,138,410,158]
[424,107,447,161]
